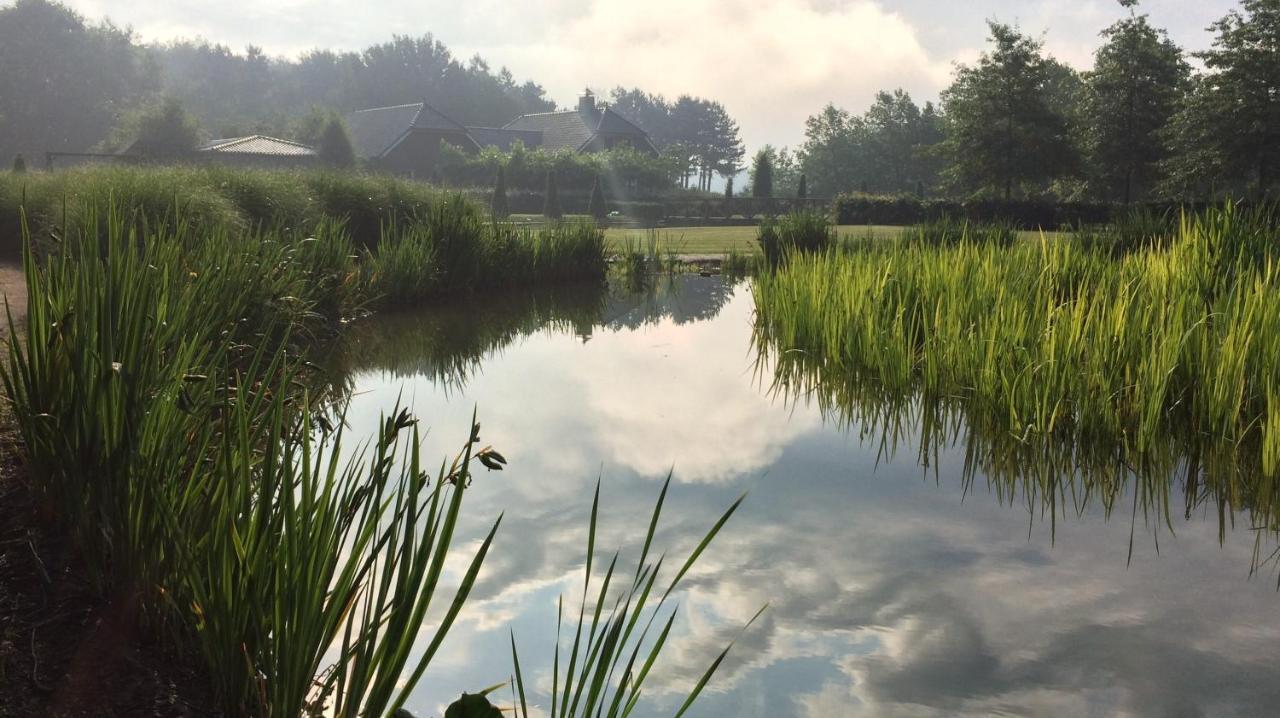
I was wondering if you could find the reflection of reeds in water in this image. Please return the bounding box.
[753,204,1280,582]
[761,345,1280,581]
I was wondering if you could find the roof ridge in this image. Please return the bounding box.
[350,102,425,114]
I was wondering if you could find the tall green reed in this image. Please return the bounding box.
[508,476,763,718]
[1,205,509,715]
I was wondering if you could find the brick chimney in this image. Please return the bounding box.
[578,90,598,116]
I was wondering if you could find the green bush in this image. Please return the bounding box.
[758,210,835,266]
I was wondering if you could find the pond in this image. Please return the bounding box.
[335,275,1280,718]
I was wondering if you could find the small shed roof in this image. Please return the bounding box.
[198,135,316,157]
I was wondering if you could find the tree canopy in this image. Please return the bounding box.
[797,91,944,197]
[1085,0,1190,202]
[940,22,1080,199]
[609,88,745,190]
[130,97,200,159]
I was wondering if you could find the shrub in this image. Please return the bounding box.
[316,114,356,169]
[759,210,834,266]
[543,169,562,219]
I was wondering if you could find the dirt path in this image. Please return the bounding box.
[0,262,25,335]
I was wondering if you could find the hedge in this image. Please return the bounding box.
[832,194,1251,230]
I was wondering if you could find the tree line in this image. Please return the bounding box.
[781,0,1279,202]
[0,0,744,181]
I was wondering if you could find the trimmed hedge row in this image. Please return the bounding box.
[833,194,1247,230]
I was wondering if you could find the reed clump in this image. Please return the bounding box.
[753,203,1280,482]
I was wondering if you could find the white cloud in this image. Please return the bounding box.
[483,0,952,149]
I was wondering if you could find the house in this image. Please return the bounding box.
[493,91,659,155]
[343,91,657,178]
[343,102,478,178]
[92,134,317,169]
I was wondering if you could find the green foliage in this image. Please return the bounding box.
[0,196,606,717]
[0,0,157,160]
[508,476,762,718]
[588,175,607,220]
[754,203,1280,495]
[758,210,834,266]
[131,97,201,159]
[437,141,682,196]
[1085,1,1190,202]
[797,174,807,199]
[725,176,734,199]
[750,149,773,198]
[492,165,509,218]
[316,113,356,168]
[543,169,562,219]
[798,91,945,197]
[941,22,1080,198]
[832,192,1116,228]
[609,89,746,191]
[1163,0,1280,197]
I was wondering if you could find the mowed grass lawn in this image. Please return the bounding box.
[603,225,1065,255]
[603,225,905,255]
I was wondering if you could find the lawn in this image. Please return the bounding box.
[603,225,907,255]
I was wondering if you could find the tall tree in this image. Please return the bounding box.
[751,149,774,198]
[0,0,156,159]
[1086,0,1190,203]
[940,22,1080,199]
[1191,0,1280,196]
[588,175,607,220]
[798,92,944,197]
[130,97,200,159]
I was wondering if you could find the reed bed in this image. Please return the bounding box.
[1,197,735,715]
[753,204,1280,564]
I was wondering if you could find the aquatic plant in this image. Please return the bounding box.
[753,202,1280,577]
[508,477,763,718]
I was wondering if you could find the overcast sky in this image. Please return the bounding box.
[67,0,1237,149]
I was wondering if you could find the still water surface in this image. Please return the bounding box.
[337,275,1280,718]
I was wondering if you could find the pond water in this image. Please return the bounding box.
[336,275,1280,718]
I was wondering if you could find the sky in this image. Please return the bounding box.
[65,0,1238,150]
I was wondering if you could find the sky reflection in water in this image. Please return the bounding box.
[337,276,1280,718]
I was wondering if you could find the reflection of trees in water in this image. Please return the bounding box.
[330,283,606,391]
[755,333,1280,583]
[331,276,745,392]
[600,274,744,330]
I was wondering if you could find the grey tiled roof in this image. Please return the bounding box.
[503,110,596,152]
[466,126,544,151]
[502,107,655,152]
[344,103,424,159]
[343,101,476,159]
[198,135,316,157]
